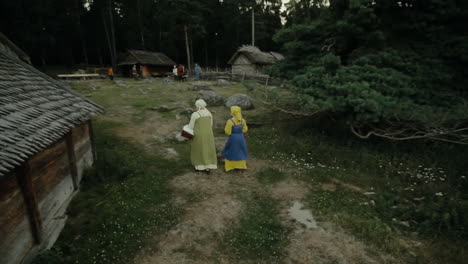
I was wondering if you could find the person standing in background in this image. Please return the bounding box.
[107,67,114,80]
[194,63,201,81]
[173,65,178,79]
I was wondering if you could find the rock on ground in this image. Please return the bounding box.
[115,80,130,87]
[216,79,231,86]
[188,81,212,91]
[179,108,193,119]
[225,93,254,110]
[196,90,224,106]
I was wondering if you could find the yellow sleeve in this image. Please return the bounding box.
[224,120,233,135]
[242,120,248,133]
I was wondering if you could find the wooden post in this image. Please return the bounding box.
[65,132,79,190]
[16,163,42,244]
[88,120,97,162]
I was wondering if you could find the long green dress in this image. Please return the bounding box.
[191,115,217,170]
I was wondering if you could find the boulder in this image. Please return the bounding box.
[189,81,212,91]
[225,93,254,110]
[196,90,224,106]
[216,79,231,86]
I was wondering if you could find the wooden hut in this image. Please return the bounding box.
[0,34,104,264]
[118,49,176,77]
[227,45,284,75]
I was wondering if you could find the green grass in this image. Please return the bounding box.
[255,167,286,184]
[247,117,468,263]
[223,193,290,261]
[32,120,190,264]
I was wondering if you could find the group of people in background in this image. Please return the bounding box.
[107,63,202,81]
[173,63,202,81]
[187,99,249,173]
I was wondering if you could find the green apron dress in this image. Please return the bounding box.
[190,115,217,170]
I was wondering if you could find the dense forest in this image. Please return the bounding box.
[0,0,283,68]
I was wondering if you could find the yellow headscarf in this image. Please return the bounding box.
[230,106,242,121]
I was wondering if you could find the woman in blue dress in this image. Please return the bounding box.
[222,106,248,171]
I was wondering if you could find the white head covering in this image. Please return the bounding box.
[195,99,207,110]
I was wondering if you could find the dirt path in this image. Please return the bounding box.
[131,158,395,263]
[94,81,397,264]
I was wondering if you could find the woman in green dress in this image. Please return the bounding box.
[188,99,217,172]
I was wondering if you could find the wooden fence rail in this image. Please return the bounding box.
[200,71,284,86]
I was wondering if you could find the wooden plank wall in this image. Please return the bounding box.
[72,122,94,183]
[0,171,35,264]
[0,121,95,264]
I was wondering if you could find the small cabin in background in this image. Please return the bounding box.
[227,45,284,75]
[118,49,176,77]
[0,33,104,264]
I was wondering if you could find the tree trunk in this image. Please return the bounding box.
[204,39,208,67]
[102,0,117,71]
[107,0,117,71]
[137,0,145,49]
[74,0,88,65]
[184,24,192,75]
[80,34,89,65]
[102,10,113,64]
[252,8,255,46]
[97,47,104,66]
[190,36,194,67]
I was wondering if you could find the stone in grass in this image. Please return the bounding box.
[267,86,278,93]
[216,79,231,86]
[179,108,193,118]
[164,148,179,159]
[174,131,189,142]
[225,93,254,110]
[189,81,212,91]
[196,90,224,106]
[88,83,97,90]
[115,80,129,87]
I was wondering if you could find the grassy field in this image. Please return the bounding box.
[32,77,468,264]
[248,117,468,263]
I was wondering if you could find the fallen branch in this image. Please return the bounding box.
[254,99,319,117]
[350,122,468,145]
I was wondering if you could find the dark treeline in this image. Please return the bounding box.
[0,0,283,68]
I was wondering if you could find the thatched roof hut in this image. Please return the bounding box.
[118,49,176,77]
[227,45,284,74]
[0,34,104,264]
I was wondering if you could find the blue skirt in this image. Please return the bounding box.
[222,132,248,161]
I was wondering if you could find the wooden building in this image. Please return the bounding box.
[0,34,104,264]
[227,45,284,75]
[118,49,176,77]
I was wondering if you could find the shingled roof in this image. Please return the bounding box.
[0,51,104,177]
[0,33,31,64]
[227,45,284,65]
[118,49,176,66]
